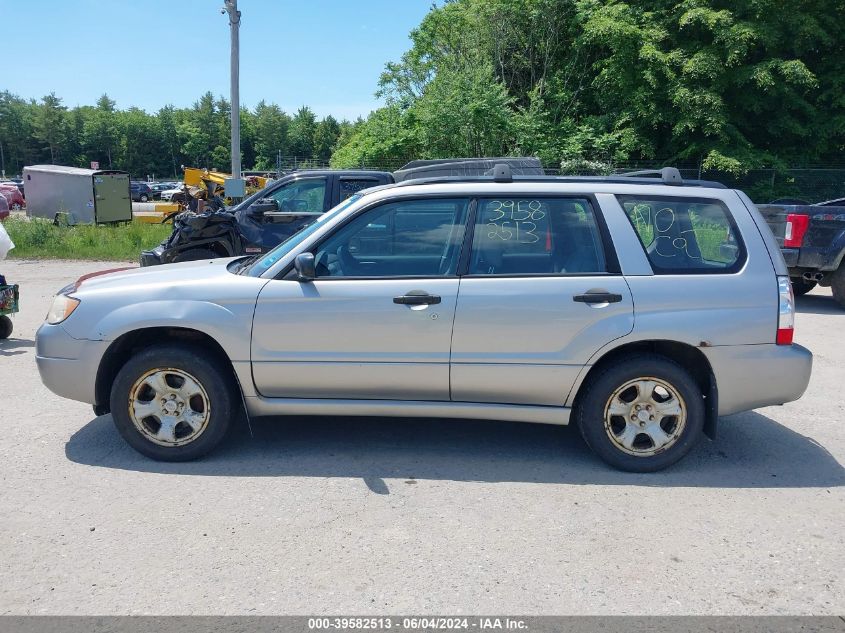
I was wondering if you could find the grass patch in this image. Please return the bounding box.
[5,217,172,261]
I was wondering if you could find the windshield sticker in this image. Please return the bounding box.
[259,254,279,268]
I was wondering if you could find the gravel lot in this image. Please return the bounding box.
[0,259,843,615]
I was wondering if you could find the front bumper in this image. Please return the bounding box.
[703,343,812,416]
[139,245,164,267]
[35,323,108,405]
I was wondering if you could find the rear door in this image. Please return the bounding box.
[93,173,131,222]
[450,195,634,406]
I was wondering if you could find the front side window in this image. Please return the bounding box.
[313,198,470,278]
[619,196,744,273]
[467,197,607,275]
[269,178,326,213]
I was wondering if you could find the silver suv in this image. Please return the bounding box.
[36,167,812,471]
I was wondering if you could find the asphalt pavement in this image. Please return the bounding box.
[0,259,842,615]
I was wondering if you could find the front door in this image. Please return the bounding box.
[237,177,329,251]
[251,197,471,400]
[450,196,634,406]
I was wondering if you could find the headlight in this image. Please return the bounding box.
[46,295,81,325]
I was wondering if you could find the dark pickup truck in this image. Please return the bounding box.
[140,170,393,266]
[140,157,543,267]
[759,197,845,307]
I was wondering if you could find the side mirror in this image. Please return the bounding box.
[293,252,316,281]
[248,198,279,217]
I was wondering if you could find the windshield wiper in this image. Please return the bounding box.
[235,253,262,274]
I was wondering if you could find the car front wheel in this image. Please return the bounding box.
[110,344,236,461]
[576,354,704,472]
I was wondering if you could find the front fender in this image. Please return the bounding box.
[87,300,254,362]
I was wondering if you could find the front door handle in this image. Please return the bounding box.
[394,291,441,305]
[573,291,623,304]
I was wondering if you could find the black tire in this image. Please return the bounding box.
[575,354,705,472]
[831,266,845,309]
[0,315,12,339]
[109,344,237,461]
[10,203,22,210]
[139,194,149,202]
[171,247,219,263]
[791,278,816,296]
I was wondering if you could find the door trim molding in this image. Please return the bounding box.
[244,396,571,426]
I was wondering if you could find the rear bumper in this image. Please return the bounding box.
[703,343,812,416]
[783,245,843,272]
[782,248,799,268]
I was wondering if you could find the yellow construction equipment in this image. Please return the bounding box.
[133,168,269,223]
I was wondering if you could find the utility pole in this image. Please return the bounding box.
[222,0,245,197]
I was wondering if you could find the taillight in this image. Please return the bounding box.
[784,213,809,247]
[777,276,795,345]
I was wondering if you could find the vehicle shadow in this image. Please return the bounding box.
[796,293,842,315]
[65,410,844,489]
[0,337,34,356]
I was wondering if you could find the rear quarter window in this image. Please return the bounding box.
[619,195,745,274]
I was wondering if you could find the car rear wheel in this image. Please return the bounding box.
[110,344,236,461]
[791,279,816,296]
[139,194,149,202]
[575,354,704,472]
[10,203,22,210]
[171,248,220,263]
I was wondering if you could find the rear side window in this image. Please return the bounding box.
[339,178,379,199]
[619,196,745,273]
[468,197,607,275]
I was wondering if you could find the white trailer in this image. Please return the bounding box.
[22,165,132,224]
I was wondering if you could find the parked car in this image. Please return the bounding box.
[0,193,8,220]
[35,166,812,471]
[159,186,183,202]
[130,181,154,202]
[758,198,845,306]
[0,184,25,210]
[148,183,177,200]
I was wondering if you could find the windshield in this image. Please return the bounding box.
[244,195,362,277]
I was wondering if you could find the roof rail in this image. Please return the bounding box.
[620,167,683,185]
[389,165,726,190]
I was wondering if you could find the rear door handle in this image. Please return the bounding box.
[394,292,441,305]
[573,292,623,304]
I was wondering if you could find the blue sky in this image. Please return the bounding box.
[1,0,432,120]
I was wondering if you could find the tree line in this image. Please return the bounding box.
[3,0,843,180]
[0,90,356,179]
[331,0,845,174]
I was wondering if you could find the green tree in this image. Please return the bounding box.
[252,100,290,170]
[313,115,341,161]
[82,94,120,168]
[288,106,317,157]
[0,91,36,175]
[32,93,67,163]
[336,0,845,171]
